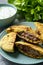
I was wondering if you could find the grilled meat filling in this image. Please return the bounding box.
[18,44,42,58]
[15,41,43,58]
[17,31,41,44]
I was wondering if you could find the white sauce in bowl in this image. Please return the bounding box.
[0,6,16,19]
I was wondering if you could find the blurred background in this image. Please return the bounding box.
[0,0,7,3]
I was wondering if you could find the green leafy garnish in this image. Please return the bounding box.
[8,0,43,21]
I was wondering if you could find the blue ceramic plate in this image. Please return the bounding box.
[0,22,43,64]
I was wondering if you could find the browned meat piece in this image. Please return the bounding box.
[17,31,41,44]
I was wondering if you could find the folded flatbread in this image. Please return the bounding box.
[34,22,43,42]
[6,25,32,33]
[34,22,43,33]
[15,41,43,58]
[0,32,16,52]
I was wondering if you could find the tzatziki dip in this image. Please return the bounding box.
[0,6,16,19]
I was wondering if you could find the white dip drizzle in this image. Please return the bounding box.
[0,6,16,19]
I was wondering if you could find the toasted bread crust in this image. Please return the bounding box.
[34,22,43,42]
[6,25,32,33]
[0,32,16,52]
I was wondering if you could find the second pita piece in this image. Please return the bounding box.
[0,32,16,52]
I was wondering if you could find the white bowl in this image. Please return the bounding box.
[0,4,17,27]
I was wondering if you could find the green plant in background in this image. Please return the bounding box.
[8,0,43,21]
